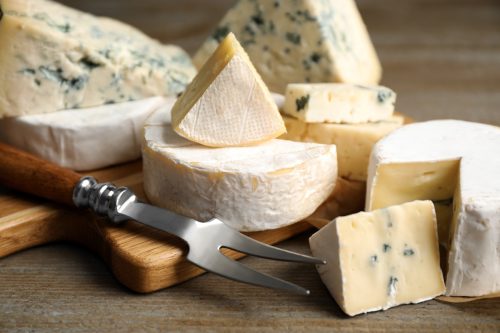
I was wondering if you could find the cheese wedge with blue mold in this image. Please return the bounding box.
[367,120,500,297]
[193,0,382,93]
[0,0,196,118]
[309,200,445,316]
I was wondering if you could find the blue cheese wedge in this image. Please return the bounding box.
[309,200,445,316]
[282,83,396,123]
[193,0,382,93]
[0,0,196,118]
[0,97,169,170]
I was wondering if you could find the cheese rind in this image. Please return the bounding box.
[0,0,196,118]
[280,115,404,181]
[367,120,500,296]
[171,33,285,147]
[0,97,168,170]
[193,0,382,93]
[282,83,395,123]
[309,200,445,316]
[143,105,337,232]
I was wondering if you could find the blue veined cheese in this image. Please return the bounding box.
[310,200,445,316]
[193,0,381,93]
[0,0,196,118]
[282,83,396,124]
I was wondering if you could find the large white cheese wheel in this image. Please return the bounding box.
[171,33,285,147]
[143,105,338,232]
[0,0,195,118]
[366,120,500,297]
[0,97,167,171]
[193,0,382,93]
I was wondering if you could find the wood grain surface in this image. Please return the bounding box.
[1,0,500,332]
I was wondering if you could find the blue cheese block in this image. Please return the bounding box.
[0,0,196,118]
[193,0,382,93]
[309,200,445,316]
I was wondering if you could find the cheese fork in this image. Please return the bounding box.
[0,143,325,295]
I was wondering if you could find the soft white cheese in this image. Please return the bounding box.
[143,104,338,232]
[0,97,168,170]
[367,120,500,297]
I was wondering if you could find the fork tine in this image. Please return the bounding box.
[188,251,310,295]
[221,227,326,265]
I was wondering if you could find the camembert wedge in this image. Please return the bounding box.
[310,200,445,316]
[171,33,285,147]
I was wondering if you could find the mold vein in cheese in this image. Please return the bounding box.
[0,0,196,118]
[193,0,382,93]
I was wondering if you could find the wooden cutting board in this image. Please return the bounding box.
[0,159,318,293]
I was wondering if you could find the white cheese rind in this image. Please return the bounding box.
[367,120,500,297]
[193,0,381,93]
[143,105,338,232]
[0,97,168,170]
[0,0,196,118]
[309,200,445,316]
[282,83,396,124]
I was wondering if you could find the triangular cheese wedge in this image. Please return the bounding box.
[171,33,286,147]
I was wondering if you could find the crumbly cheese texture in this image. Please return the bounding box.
[367,120,500,297]
[282,83,396,123]
[193,0,382,93]
[310,200,445,316]
[0,97,168,170]
[280,115,404,181]
[0,0,196,118]
[171,33,285,147]
[143,105,337,232]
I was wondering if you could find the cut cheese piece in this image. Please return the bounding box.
[193,0,382,93]
[0,0,196,118]
[171,33,285,147]
[143,104,337,231]
[367,120,500,297]
[282,83,396,123]
[310,200,445,316]
[0,97,169,170]
[280,115,404,181]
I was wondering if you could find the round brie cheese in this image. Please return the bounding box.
[367,120,500,297]
[143,104,338,232]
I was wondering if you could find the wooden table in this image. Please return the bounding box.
[1,0,499,332]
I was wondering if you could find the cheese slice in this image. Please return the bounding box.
[143,104,337,232]
[309,200,445,316]
[193,0,382,93]
[282,83,396,123]
[367,120,500,297]
[0,0,196,118]
[280,115,404,181]
[0,97,168,170]
[171,33,285,147]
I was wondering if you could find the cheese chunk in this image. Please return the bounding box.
[171,33,284,147]
[0,97,168,170]
[193,0,382,93]
[310,200,445,316]
[280,115,404,181]
[283,83,395,123]
[367,120,500,297]
[0,0,196,118]
[143,105,337,232]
